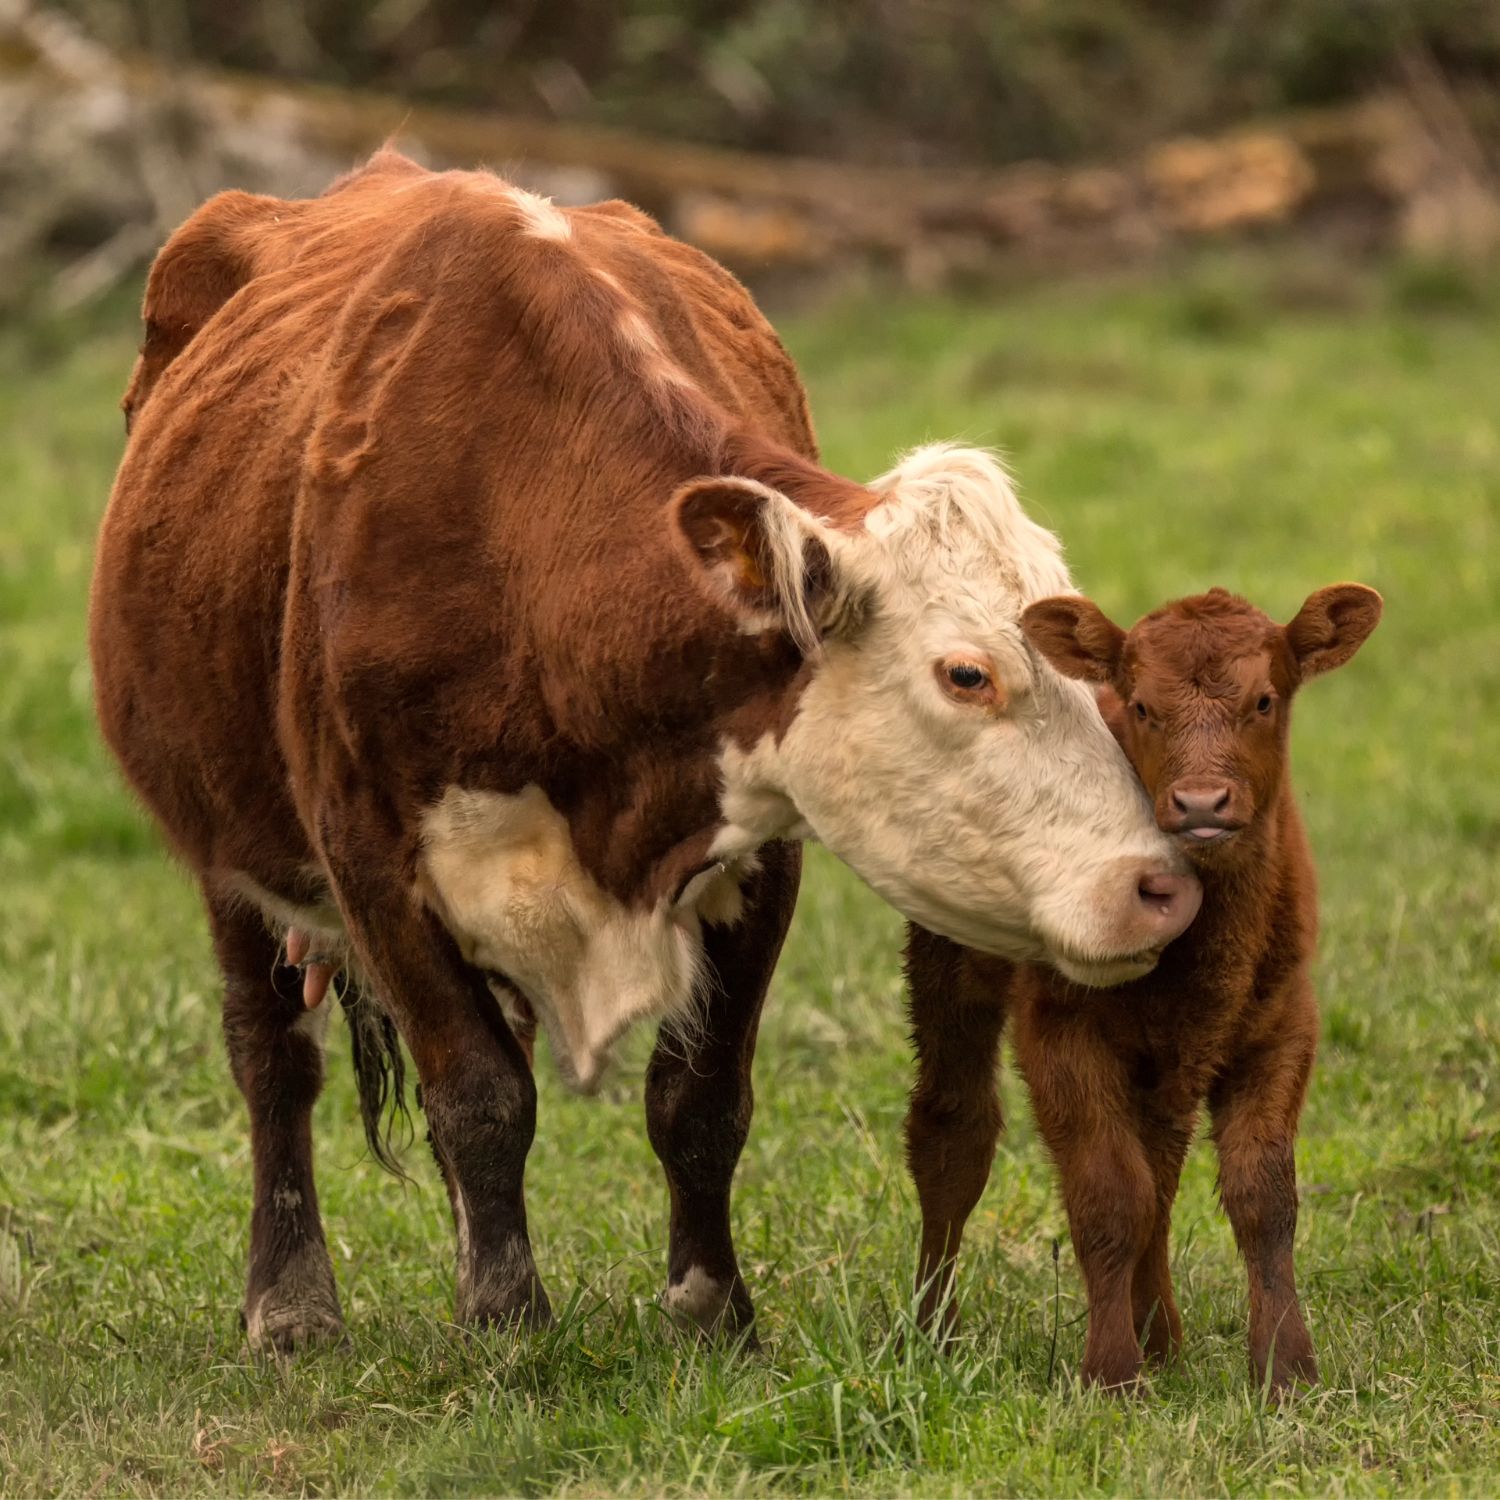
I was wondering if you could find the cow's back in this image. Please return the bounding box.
[90,153,822,888]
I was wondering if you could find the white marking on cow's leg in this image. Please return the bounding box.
[451,1182,473,1303]
[663,1266,735,1332]
[510,187,571,241]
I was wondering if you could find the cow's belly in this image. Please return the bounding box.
[226,785,743,1091]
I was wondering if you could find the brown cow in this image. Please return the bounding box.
[90,152,1200,1351]
[904,583,1381,1394]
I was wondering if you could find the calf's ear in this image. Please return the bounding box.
[1021,595,1127,684]
[1285,583,1383,681]
[673,476,848,655]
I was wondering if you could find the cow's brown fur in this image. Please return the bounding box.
[91,151,874,1347]
[904,583,1380,1394]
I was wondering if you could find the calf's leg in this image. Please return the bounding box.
[210,893,342,1352]
[1012,1011,1155,1389]
[645,842,800,1339]
[902,926,1007,1339]
[1209,1011,1318,1395]
[1130,1111,1195,1365]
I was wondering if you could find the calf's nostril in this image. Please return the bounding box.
[1171,783,1232,817]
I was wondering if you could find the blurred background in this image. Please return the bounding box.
[4,0,1500,311]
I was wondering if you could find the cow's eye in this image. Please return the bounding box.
[1134,701,1149,721]
[1257,694,1273,715]
[936,655,1003,708]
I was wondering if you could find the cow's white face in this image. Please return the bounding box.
[684,445,1199,985]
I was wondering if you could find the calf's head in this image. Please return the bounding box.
[676,445,1202,986]
[1021,584,1383,863]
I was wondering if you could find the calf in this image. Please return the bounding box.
[904,583,1381,1393]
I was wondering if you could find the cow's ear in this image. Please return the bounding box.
[1285,583,1382,681]
[673,476,844,653]
[1021,595,1126,685]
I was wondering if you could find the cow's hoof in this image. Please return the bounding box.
[244,1246,345,1355]
[246,1299,347,1354]
[458,1275,554,1333]
[662,1268,757,1347]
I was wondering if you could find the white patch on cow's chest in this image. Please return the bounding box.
[417,785,738,1093]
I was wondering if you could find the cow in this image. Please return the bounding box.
[89,151,1200,1352]
[903,583,1381,1394]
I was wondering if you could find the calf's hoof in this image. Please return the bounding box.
[1260,1350,1319,1402]
[1081,1353,1146,1394]
[244,1247,345,1354]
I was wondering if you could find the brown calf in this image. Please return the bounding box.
[905,583,1381,1393]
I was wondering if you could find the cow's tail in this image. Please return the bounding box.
[339,981,413,1180]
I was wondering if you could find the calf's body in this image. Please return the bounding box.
[906,584,1380,1393]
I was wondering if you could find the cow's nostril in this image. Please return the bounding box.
[1136,869,1202,941]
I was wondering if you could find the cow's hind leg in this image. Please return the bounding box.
[210,893,343,1353]
[645,841,801,1341]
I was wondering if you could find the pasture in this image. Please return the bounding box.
[1,251,1497,1496]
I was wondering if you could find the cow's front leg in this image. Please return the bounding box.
[645,841,801,1340]
[321,844,550,1330]
[209,893,343,1353]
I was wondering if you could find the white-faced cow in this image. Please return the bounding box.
[90,152,1199,1350]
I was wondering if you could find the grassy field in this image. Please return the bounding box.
[1,250,1498,1497]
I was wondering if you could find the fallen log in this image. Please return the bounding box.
[1,0,1494,310]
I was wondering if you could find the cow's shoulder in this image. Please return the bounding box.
[573,204,817,458]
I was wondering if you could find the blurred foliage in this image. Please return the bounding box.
[53,0,1500,167]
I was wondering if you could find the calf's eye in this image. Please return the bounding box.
[947,663,987,690]
[1134,701,1149,721]
[1257,694,1273,715]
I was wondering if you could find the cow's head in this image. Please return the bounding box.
[1021,584,1382,866]
[675,444,1203,986]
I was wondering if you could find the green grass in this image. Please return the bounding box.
[2,251,1498,1496]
